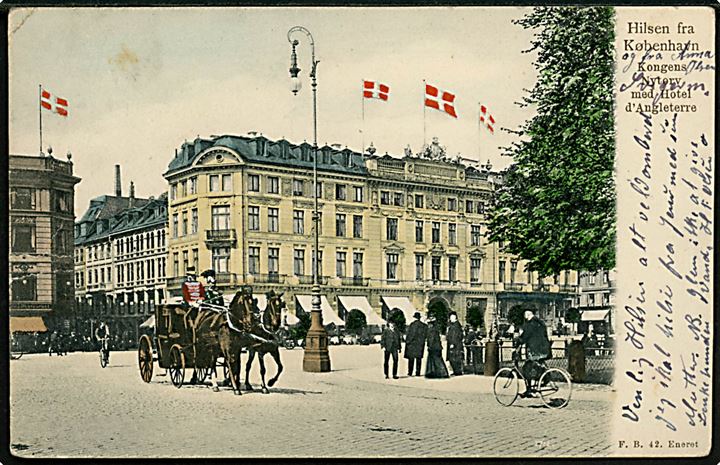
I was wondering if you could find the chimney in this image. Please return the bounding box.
[115,165,122,197]
[129,181,135,207]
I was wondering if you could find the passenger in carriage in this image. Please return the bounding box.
[182,267,205,329]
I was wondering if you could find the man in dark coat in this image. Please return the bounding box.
[380,322,401,379]
[404,312,427,376]
[514,309,551,396]
[446,311,464,375]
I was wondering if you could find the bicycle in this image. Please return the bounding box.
[99,338,110,368]
[493,350,572,409]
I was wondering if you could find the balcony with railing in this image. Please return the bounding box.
[253,273,285,284]
[558,284,578,293]
[205,229,237,246]
[341,276,370,287]
[503,282,524,292]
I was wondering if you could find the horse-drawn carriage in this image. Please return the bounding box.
[137,287,285,394]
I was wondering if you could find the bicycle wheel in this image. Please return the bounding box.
[493,367,520,406]
[100,351,108,368]
[539,368,572,409]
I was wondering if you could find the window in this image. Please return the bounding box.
[589,293,596,306]
[476,202,485,214]
[209,175,220,192]
[564,270,571,285]
[12,274,37,301]
[471,225,481,246]
[180,180,187,198]
[527,270,533,284]
[249,247,260,274]
[499,261,506,283]
[335,214,346,237]
[11,218,36,253]
[380,191,390,205]
[415,221,424,243]
[432,256,441,281]
[192,248,199,272]
[293,210,305,234]
[510,261,518,283]
[171,183,178,199]
[432,222,441,243]
[182,212,188,236]
[248,174,260,192]
[101,268,106,283]
[222,174,232,192]
[602,293,610,305]
[293,179,304,196]
[191,209,198,235]
[470,257,482,283]
[190,177,197,194]
[211,205,230,230]
[414,194,424,209]
[10,188,36,210]
[353,215,363,238]
[393,192,404,207]
[415,255,425,281]
[294,249,305,276]
[335,184,347,201]
[182,250,189,275]
[466,200,474,214]
[386,253,398,280]
[173,252,179,277]
[248,206,260,231]
[336,251,347,277]
[353,252,363,278]
[55,191,71,213]
[353,186,364,202]
[172,214,179,238]
[603,271,609,284]
[449,223,457,246]
[268,208,279,233]
[448,198,457,211]
[449,257,457,282]
[268,248,279,275]
[316,182,323,199]
[589,272,596,285]
[312,250,323,277]
[268,176,280,194]
[386,218,398,241]
[316,212,323,235]
[212,247,230,273]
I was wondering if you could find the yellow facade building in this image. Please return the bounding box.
[164,134,577,330]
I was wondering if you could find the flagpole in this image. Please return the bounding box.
[422,79,426,146]
[477,102,481,161]
[361,80,365,156]
[38,84,43,154]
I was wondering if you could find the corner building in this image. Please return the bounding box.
[164,135,577,330]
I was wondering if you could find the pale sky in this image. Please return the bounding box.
[9,7,537,212]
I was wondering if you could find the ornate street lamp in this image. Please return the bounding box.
[287,26,331,372]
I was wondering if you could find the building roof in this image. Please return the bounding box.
[75,193,167,246]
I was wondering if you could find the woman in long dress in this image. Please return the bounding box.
[425,316,450,379]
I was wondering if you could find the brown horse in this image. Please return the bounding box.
[244,290,285,393]
[194,288,263,395]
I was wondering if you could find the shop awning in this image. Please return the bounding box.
[381,296,418,322]
[296,295,344,326]
[253,294,267,311]
[281,309,300,326]
[581,309,610,321]
[10,316,48,333]
[139,315,155,328]
[339,296,385,326]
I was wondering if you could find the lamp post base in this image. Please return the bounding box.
[303,327,331,372]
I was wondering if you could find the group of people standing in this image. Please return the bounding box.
[380,310,466,380]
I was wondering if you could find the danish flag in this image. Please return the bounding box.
[424,83,457,118]
[479,104,495,134]
[40,88,69,117]
[363,80,390,101]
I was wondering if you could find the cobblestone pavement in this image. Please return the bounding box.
[9,346,613,458]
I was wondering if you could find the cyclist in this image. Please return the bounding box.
[513,309,550,397]
[95,321,110,364]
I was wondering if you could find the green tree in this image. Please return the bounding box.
[345,309,367,336]
[489,7,616,276]
[507,306,527,328]
[466,305,484,329]
[387,308,406,334]
[565,307,581,324]
[427,302,449,334]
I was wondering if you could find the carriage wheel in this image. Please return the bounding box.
[138,335,154,383]
[195,367,209,384]
[169,345,186,388]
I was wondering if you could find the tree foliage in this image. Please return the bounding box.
[507,306,527,328]
[345,309,367,336]
[466,305,485,329]
[489,7,616,276]
[387,308,406,333]
[427,302,449,334]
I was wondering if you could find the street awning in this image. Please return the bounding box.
[281,309,300,326]
[339,296,385,326]
[139,315,155,328]
[381,296,418,322]
[581,309,610,321]
[10,316,48,333]
[253,294,268,311]
[296,295,344,326]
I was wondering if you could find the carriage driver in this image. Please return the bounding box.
[182,267,205,328]
[200,269,224,307]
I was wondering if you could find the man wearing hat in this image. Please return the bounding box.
[182,267,205,328]
[446,311,464,376]
[200,269,224,306]
[404,311,427,376]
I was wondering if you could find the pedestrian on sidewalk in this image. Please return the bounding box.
[424,315,449,379]
[446,312,464,375]
[380,321,401,379]
[404,312,427,376]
